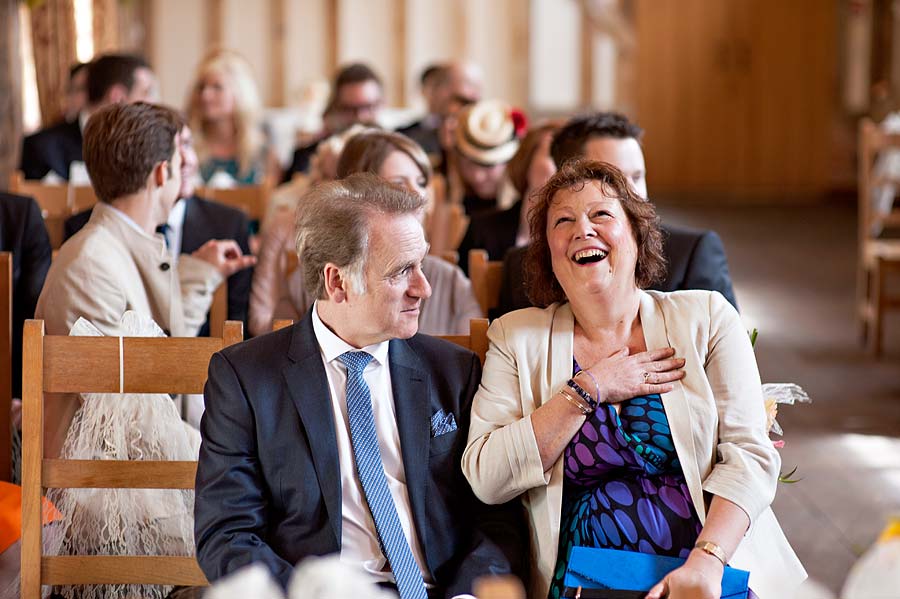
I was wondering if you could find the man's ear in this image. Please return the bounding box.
[105,84,128,104]
[322,263,348,303]
[151,160,169,188]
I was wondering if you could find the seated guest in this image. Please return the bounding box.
[497,112,739,316]
[19,53,157,180]
[249,124,376,336]
[457,122,559,275]
[461,160,806,599]
[397,62,483,162]
[64,124,253,335]
[281,63,384,182]
[452,100,521,218]
[186,49,279,185]
[0,192,51,399]
[61,62,89,123]
[196,173,524,595]
[336,131,482,334]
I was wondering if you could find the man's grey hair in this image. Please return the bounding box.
[295,173,426,299]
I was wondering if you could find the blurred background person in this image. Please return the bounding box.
[281,63,384,182]
[61,62,88,123]
[186,49,279,186]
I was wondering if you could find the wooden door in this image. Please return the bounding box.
[634,0,837,199]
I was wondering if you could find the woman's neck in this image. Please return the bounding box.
[569,286,641,344]
[205,118,236,144]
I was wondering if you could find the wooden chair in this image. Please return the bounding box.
[209,282,228,338]
[199,185,269,222]
[857,118,900,356]
[469,249,504,316]
[438,250,459,266]
[0,253,11,482]
[70,185,98,213]
[272,319,293,331]
[20,319,244,597]
[9,172,69,250]
[440,318,489,365]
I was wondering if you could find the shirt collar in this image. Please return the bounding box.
[104,203,152,237]
[311,300,390,367]
[167,198,186,228]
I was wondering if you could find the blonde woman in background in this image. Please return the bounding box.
[186,49,279,186]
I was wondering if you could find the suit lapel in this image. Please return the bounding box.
[283,312,342,546]
[387,339,432,565]
[639,292,707,521]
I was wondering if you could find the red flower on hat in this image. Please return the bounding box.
[510,108,528,138]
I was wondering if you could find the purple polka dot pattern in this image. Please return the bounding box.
[549,363,704,599]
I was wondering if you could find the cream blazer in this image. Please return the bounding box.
[35,202,222,457]
[461,290,806,599]
[36,201,222,338]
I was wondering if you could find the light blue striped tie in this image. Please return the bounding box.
[339,351,428,599]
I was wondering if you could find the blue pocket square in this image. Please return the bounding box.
[430,409,457,437]
[565,547,750,599]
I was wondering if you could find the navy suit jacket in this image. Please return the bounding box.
[194,311,525,596]
[19,119,83,180]
[496,223,738,316]
[63,196,253,333]
[456,202,522,275]
[0,193,52,397]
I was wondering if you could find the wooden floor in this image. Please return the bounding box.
[656,197,900,596]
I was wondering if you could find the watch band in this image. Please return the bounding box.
[694,540,727,565]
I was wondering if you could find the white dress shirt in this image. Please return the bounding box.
[310,302,432,585]
[164,199,186,263]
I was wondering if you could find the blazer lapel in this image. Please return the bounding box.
[387,339,432,566]
[283,312,342,546]
[639,292,707,521]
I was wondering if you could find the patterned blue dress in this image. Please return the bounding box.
[548,362,703,599]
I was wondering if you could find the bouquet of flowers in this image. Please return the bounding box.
[750,329,812,483]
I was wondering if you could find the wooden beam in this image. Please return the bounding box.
[0,0,22,192]
[270,0,285,106]
[325,0,339,74]
[580,0,594,108]
[509,0,530,109]
[43,556,208,586]
[393,0,407,106]
[206,0,223,50]
[42,459,198,489]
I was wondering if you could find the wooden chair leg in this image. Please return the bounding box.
[871,258,884,358]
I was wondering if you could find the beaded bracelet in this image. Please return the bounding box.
[558,386,591,415]
[575,370,601,405]
[567,378,598,410]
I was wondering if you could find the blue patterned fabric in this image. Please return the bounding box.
[548,361,703,599]
[339,351,428,599]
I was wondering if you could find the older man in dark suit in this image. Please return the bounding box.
[19,53,156,180]
[0,193,52,398]
[195,174,524,598]
[64,124,252,334]
[497,112,737,316]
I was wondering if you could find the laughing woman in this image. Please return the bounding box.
[461,160,805,599]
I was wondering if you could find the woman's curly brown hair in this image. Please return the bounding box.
[524,159,666,307]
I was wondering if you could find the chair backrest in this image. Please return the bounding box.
[284,249,299,276]
[199,185,269,222]
[9,172,70,250]
[272,318,294,331]
[468,249,504,315]
[70,185,98,213]
[438,318,489,365]
[859,118,900,242]
[208,282,228,338]
[0,253,10,482]
[20,319,244,596]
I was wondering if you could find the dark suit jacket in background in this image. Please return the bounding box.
[64,196,253,334]
[19,119,83,180]
[0,193,52,397]
[396,119,442,157]
[456,201,523,275]
[281,139,322,183]
[496,223,738,317]
[194,311,526,596]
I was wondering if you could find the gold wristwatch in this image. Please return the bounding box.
[694,540,727,565]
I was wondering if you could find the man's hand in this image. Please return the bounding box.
[192,239,257,277]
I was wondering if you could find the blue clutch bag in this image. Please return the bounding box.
[564,547,750,599]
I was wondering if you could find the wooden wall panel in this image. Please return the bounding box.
[0,0,22,191]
